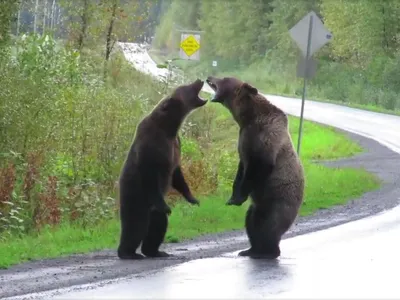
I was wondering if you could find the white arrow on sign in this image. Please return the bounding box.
[289,11,332,58]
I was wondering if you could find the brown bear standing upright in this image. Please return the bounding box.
[206,76,305,259]
[117,79,207,260]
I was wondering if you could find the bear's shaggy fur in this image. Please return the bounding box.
[206,76,305,259]
[117,79,207,260]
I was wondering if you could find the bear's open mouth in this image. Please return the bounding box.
[193,79,207,105]
[206,78,218,92]
[206,77,222,103]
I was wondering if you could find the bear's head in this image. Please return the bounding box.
[206,76,258,122]
[159,78,207,117]
[152,79,207,135]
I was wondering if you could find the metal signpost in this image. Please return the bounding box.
[211,60,218,75]
[289,11,333,155]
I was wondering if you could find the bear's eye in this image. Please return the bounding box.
[160,102,169,111]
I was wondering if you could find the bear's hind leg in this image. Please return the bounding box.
[252,236,281,260]
[238,204,260,257]
[254,200,299,259]
[117,210,149,260]
[251,209,281,259]
[141,209,171,258]
[238,204,281,259]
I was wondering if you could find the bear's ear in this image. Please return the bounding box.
[242,82,258,95]
[236,82,258,97]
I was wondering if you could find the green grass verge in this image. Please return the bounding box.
[0,103,380,269]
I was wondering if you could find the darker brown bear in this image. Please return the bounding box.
[206,76,305,259]
[117,79,207,260]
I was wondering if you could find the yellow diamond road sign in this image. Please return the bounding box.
[180,35,200,57]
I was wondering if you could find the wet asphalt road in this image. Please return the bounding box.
[9,205,400,299]
[1,44,400,299]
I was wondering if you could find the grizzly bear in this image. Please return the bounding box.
[117,79,207,260]
[206,76,305,259]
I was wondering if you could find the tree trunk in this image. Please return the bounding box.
[104,0,118,80]
[77,0,89,51]
[34,0,39,34]
[42,0,47,34]
[105,1,118,61]
[56,6,60,26]
[16,5,21,36]
[50,0,54,29]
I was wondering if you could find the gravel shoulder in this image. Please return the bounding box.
[1,130,399,299]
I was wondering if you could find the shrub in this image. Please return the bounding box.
[0,34,236,238]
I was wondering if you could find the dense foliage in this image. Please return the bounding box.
[153,0,400,111]
[0,0,391,242]
[0,0,220,239]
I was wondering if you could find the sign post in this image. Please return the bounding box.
[297,13,313,157]
[289,11,333,155]
[212,60,217,75]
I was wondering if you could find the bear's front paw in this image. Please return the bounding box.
[226,197,243,206]
[187,197,200,206]
[164,204,172,215]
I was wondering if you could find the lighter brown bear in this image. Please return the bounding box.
[206,76,305,259]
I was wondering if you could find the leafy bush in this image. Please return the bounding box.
[0,34,232,238]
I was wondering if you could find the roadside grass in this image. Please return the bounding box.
[0,103,380,269]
